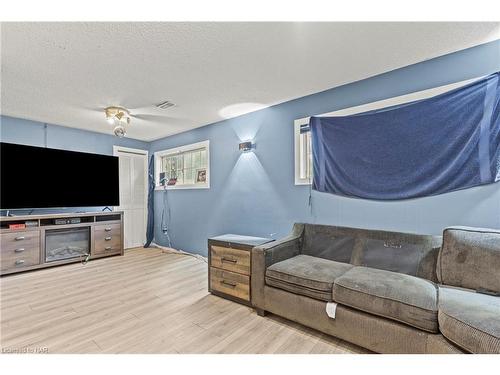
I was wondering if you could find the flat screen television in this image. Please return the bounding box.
[0,142,120,209]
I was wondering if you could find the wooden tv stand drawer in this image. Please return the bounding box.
[93,223,122,256]
[0,230,40,271]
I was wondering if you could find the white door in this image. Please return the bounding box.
[113,146,148,249]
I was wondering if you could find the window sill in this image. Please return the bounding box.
[295,180,312,186]
[155,184,210,191]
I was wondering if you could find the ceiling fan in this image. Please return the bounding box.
[103,101,184,138]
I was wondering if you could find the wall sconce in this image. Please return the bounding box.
[239,141,255,152]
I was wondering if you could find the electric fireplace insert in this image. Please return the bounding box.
[45,227,90,262]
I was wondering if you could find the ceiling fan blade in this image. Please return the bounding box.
[132,114,190,123]
[83,106,106,113]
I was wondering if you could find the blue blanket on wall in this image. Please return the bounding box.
[310,72,500,200]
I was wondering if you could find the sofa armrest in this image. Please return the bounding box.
[251,223,304,309]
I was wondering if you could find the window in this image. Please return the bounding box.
[294,119,312,185]
[155,140,210,189]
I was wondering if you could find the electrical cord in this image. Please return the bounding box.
[153,242,207,263]
[157,177,205,262]
[160,183,173,248]
[80,252,91,265]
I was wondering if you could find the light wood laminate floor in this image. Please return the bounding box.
[0,247,367,354]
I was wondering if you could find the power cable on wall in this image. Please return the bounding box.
[156,182,206,263]
[160,184,173,248]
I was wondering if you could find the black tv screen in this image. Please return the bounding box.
[1,142,120,209]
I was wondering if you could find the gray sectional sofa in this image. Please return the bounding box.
[251,224,500,354]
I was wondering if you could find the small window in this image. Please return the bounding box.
[155,140,210,189]
[294,119,312,185]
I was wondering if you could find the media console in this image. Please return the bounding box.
[0,211,124,275]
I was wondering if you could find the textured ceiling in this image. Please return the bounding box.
[1,22,499,141]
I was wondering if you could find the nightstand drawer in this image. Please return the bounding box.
[210,267,250,301]
[210,245,250,275]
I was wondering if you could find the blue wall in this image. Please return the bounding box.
[2,40,499,255]
[0,115,149,215]
[150,40,500,255]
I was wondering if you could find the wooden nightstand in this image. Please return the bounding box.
[208,234,273,306]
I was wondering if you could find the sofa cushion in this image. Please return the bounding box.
[357,238,434,277]
[265,254,353,302]
[333,266,438,332]
[438,286,500,353]
[302,224,356,263]
[438,226,500,293]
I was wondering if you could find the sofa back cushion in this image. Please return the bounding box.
[438,227,500,292]
[301,224,441,281]
[301,224,356,263]
[354,232,441,281]
[357,238,430,277]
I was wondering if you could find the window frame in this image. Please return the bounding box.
[294,118,313,185]
[154,140,210,190]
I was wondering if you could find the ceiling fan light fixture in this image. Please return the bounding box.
[113,124,127,138]
[105,106,131,137]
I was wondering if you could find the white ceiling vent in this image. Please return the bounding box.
[155,100,175,110]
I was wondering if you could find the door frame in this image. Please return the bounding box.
[113,146,149,248]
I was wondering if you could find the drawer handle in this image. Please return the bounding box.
[105,236,112,241]
[15,259,25,266]
[105,246,113,251]
[221,280,237,288]
[15,248,25,253]
[15,236,25,241]
[221,257,237,264]
[104,228,112,232]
